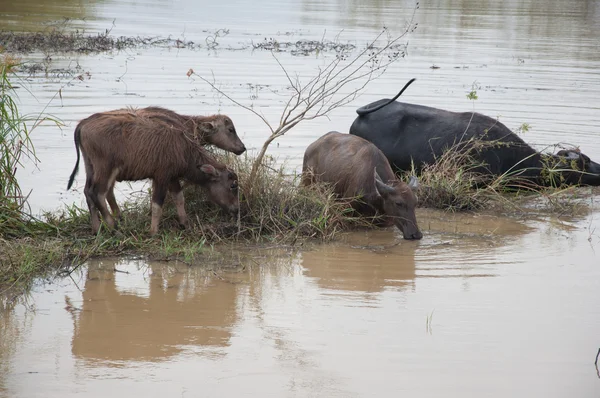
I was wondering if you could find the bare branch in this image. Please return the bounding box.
[190,71,275,134]
[190,3,419,192]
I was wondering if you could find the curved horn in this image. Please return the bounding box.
[374,170,395,195]
[564,151,580,160]
[408,175,420,190]
[374,168,383,182]
[356,78,417,116]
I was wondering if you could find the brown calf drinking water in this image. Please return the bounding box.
[302,131,423,240]
[66,110,239,235]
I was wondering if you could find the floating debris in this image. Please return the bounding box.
[0,29,407,57]
[0,29,200,54]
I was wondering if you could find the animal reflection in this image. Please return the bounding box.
[71,259,239,362]
[300,235,417,294]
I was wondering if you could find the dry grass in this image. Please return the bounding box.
[409,137,592,215]
[0,152,363,292]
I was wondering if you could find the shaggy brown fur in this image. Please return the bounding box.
[99,106,246,155]
[302,131,422,240]
[67,111,239,235]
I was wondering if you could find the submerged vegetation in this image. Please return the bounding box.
[1,25,380,56]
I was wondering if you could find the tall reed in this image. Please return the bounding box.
[0,52,60,237]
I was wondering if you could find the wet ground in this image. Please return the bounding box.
[1,0,600,396]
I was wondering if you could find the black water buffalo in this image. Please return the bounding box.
[302,131,423,240]
[349,80,600,187]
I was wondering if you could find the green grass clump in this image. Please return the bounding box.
[1,52,36,237]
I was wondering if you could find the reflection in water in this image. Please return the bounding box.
[71,258,238,363]
[300,210,534,296]
[300,236,417,294]
[0,301,20,396]
[302,0,600,49]
[0,210,599,396]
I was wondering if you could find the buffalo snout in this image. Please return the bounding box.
[227,203,240,215]
[233,145,247,155]
[403,229,423,240]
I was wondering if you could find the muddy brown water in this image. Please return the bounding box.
[1,0,600,396]
[2,210,600,397]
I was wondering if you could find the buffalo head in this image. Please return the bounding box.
[374,170,423,240]
[200,115,246,155]
[199,164,240,215]
[554,149,600,186]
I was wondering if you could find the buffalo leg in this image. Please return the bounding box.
[90,168,116,231]
[106,188,121,220]
[150,180,168,235]
[105,168,121,222]
[168,180,187,229]
[82,157,101,233]
[106,174,122,222]
[84,175,101,234]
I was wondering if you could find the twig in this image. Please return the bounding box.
[191,72,274,133]
[595,348,600,379]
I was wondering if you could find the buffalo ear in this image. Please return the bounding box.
[200,164,220,177]
[561,150,580,160]
[558,150,589,170]
[199,121,216,135]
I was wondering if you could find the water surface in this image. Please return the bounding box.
[1,0,598,214]
[1,2,600,396]
[1,210,599,397]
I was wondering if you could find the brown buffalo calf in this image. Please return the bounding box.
[67,111,239,235]
[302,131,422,240]
[71,106,245,220]
[141,106,246,155]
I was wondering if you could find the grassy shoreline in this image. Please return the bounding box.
[2,48,598,295]
[2,153,598,294]
[0,154,367,292]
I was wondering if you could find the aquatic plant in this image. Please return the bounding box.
[0,53,52,237]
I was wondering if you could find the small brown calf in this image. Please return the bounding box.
[67,111,239,235]
[140,106,246,155]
